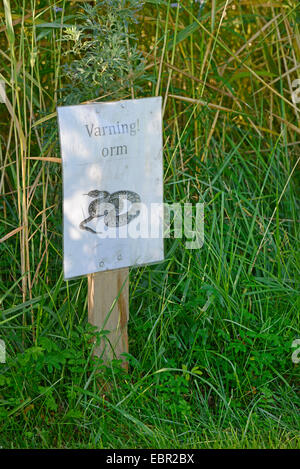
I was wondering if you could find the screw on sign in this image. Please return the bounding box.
[57,97,164,367]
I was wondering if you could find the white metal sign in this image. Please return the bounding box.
[57,97,164,279]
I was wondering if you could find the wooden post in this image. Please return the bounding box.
[88,268,129,368]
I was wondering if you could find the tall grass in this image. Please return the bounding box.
[0,0,299,448]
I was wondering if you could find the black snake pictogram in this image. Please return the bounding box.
[79,190,141,234]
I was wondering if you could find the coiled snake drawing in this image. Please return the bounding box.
[79,190,141,234]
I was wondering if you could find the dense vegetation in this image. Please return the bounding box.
[0,0,299,448]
